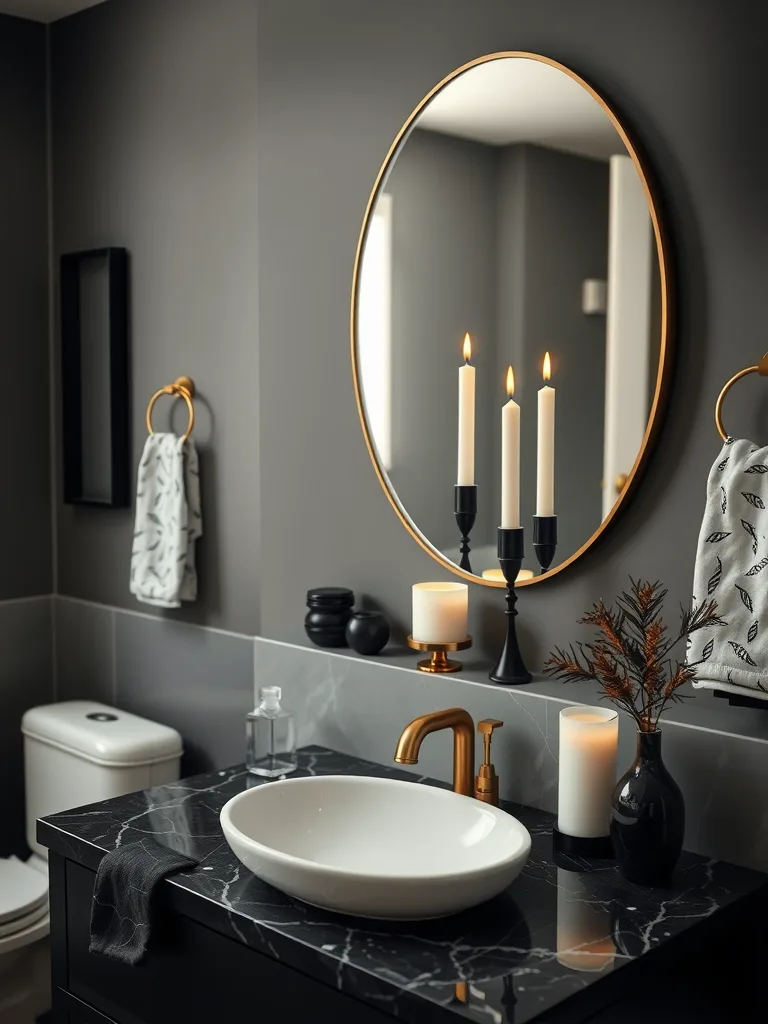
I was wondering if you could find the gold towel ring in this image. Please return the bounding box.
[715,353,768,441]
[145,376,196,440]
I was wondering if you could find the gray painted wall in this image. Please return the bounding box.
[36,0,768,843]
[0,15,50,600]
[0,14,52,855]
[50,0,260,633]
[256,0,767,672]
[513,144,609,560]
[385,128,498,549]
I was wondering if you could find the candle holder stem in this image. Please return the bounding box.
[454,485,477,575]
[489,528,532,686]
[533,515,558,573]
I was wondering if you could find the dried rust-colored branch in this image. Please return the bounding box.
[545,578,725,729]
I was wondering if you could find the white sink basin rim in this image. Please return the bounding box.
[220,774,531,920]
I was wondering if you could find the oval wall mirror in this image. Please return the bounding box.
[352,52,671,586]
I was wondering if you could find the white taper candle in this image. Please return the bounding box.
[457,334,475,485]
[537,351,556,516]
[501,366,520,529]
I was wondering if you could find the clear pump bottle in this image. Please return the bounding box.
[246,686,297,777]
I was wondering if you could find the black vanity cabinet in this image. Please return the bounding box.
[41,748,768,1024]
[50,855,392,1024]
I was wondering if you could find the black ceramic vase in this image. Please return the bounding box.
[304,587,354,648]
[345,611,390,656]
[611,730,684,886]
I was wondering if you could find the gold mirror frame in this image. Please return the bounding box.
[351,51,672,588]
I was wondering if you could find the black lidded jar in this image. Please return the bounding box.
[305,587,354,648]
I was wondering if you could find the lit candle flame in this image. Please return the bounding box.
[463,333,472,364]
[543,351,552,382]
[506,365,515,398]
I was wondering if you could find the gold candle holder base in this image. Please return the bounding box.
[407,636,472,673]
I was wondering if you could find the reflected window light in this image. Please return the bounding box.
[358,193,392,471]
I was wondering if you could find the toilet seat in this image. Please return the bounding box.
[0,858,48,929]
[0,901,48,940]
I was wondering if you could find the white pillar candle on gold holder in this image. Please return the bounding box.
[457,334,475,486]
[411,583,468,644]
[557,706,618,839]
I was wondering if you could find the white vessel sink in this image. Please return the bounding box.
[220,775,531,920]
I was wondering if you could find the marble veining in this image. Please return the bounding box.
[40,747,767,1024]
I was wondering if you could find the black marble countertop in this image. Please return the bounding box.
[39,747,768,1024]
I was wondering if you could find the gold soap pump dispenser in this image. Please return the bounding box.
[474,719,503,805]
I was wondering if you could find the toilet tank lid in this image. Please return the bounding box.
[22,701,183,767]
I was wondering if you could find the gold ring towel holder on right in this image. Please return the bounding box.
[715,353,768,441]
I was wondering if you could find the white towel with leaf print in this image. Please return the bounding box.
[689,438,768,699]
[130,433,202,608]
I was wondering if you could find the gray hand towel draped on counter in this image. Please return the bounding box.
[89,837,198,966]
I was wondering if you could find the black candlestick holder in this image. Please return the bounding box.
[489,527,532,686]
[533,515,558,573]
[454,485,478,574]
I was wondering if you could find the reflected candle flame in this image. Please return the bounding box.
[463,333,472,364]
[506,365,515,398]
[543,351,552,382]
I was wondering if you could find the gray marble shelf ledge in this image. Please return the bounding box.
[39,747,768,1024]
[269,631,768,743]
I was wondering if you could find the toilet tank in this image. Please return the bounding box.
[22,700,183,858]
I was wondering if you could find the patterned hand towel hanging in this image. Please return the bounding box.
[130,377,202,608]
[689,354,768,699]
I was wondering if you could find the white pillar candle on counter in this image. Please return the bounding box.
[501,366,520,529]
[412,583,468,644]
[537,351,556,516]
[457,334,475,486]
[558,706,618,838]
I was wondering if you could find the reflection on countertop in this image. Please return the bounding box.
[39,747,767,1024]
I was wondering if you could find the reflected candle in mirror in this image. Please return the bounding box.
[412,582,468,643]
[558,706,618,838]
[457,333,475,485]
[537,352,556,516]
[482,568,534,583]
[556,868,615,973]
[501,366,520,528]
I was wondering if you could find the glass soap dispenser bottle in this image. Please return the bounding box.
[246,686,297,777]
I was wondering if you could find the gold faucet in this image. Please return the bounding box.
[394,709,503,803]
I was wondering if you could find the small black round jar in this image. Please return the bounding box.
[305,587,354,648]
[345,611,390,656]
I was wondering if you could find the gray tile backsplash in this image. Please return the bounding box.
[39,600,768,874]
[114,611,253,775]
[255,637,768,873]
[55,598,114,704]
[0,597,53,856]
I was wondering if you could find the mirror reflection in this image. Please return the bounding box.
[355,55,665,583]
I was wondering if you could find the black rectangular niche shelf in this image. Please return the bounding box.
[60,247,130,508]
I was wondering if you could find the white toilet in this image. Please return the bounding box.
[0,700,183,1023]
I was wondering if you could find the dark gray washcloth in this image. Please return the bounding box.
[89,837,198,966]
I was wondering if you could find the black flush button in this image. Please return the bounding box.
[87,712,118,722]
